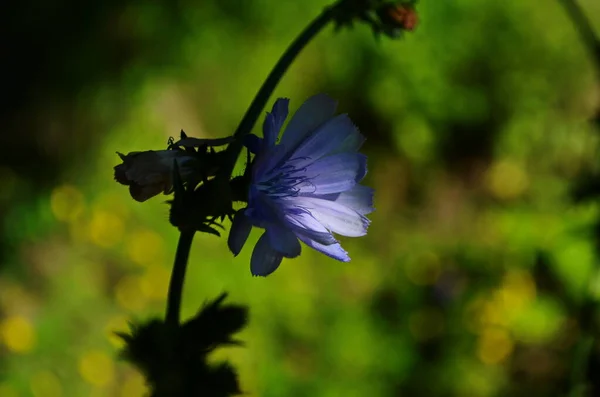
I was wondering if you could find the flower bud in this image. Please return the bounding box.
[114,150,197,202]
[376,3,418,34]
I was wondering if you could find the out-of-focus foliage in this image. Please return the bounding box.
[1,0,599,396]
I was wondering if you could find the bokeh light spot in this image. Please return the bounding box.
[126,230,165,266]
[120,371,148,397]
[78,350,115,387]
[89,210,124,248]
[409,307,445,341]
[50,185,85,222]
[30,371,62,397]
[486,160,528,200]
[497,269,536,320]
[115,276,148,312]
[460,365,497,397]
[477,327,514,365]
[140,265,170,300]
[480,299,508,328]
[0,316,36,353]
[510,297,564,343]
[395,116,434,164]
[93,192,130,219]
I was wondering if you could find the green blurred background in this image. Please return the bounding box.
[1,0,600,396]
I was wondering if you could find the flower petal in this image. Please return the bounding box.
[296,153,367,195]
[291,196,370,237]
[337,129,366,153]
[263,98,289,147]
[266,224,301,258]
[329,185,375,215]
[244,134,262,155]
[298,235,350,262]
[290,114,359,166]
[228,210,253,256]
[252,144,289,182]
[251,232,284,276]
[280,94,338,151]
[279,207,338,245]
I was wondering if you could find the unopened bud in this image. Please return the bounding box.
[114,150,198,202]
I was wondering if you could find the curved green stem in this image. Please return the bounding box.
[557,0,600,70]
[165,1,345,326]
[166,230,196,325]
[219,2,343,180]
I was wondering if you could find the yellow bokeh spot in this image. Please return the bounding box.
[409,307,445,341]
[89,210,124,248]
[0,383,19,397]
[0,316,36,353]
[93,192,130,219]
[104,315,131,348]
[78,350,115,387]
[50,185,85,222]
[127,230,165,266]
[510,297,564,343]
[115,276,148,312]
[465,271,536,335]
[120,371,148,397]
[497,270,536,320]
[477,327,514,365]
[140,265,170,300]
[480,299,508,328]
[405,252,441,286]
[462,368,496,397]
[31,371,62,397]
[486,160,529,200]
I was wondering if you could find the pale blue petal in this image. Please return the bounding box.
[290,114,359,166]
[263,98,289,147]
[332,185,375,215]
[281,208,337,246]
[296,153,367,195]
[227,210,253,256]
[298,235,350,262]
[330,128,365,154]
[280,94,338,151]
[251,232,284,276]
[291,196,369,237]
[266,224,301,258]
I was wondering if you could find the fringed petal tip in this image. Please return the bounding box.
[263,98,290,147]
[298,235,351,262]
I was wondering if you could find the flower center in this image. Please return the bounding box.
[255,161,314,198]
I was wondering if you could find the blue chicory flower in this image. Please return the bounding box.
[228,94,374,276]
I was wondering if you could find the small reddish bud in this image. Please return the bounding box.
[377,3,419,34]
